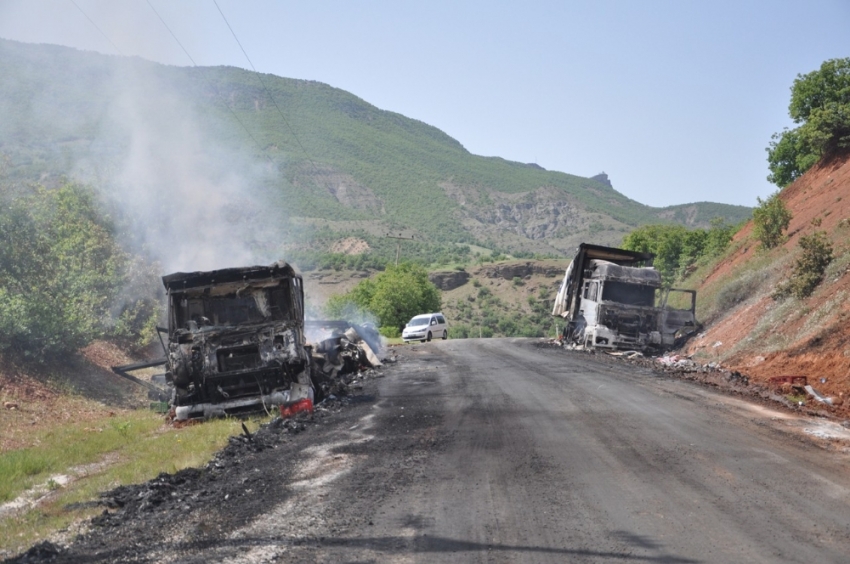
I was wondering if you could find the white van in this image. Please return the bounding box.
[402,313,448,343]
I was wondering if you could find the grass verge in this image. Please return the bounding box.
[0,410,267,557]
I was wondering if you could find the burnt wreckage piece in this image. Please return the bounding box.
[162,261,313,420]
[305,320,383,396]
[111,261,312,420]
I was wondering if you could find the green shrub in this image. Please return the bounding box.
[622,219,738,286]
[448,324,470,339]
[752,192,792,249]
[775,231,834,298]
[379,326,401,338]
[767,58,850,187]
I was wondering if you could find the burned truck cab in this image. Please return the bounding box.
[162,261,312,420]
[579,260,664,349]
[553,243,698,351]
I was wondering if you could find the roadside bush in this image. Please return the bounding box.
[767,58,850,187]
[752,192,792,249]
[448,324,470,339]
[775,231,834,299]
[622,219,738,286]
[0,182,155,359]
[517,323,543,338]
[380,326,401,339]
[107,255,163,352]
[324,262,441,333]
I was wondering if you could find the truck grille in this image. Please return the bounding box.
[217,345,261,373]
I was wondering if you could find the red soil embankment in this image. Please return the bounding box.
[686,150,850,411]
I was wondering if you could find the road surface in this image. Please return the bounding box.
[13,338,850,563]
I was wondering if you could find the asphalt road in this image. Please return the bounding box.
[12,338,850,563]
[276,338,850,564]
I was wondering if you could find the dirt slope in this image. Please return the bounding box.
[685,149,850,407]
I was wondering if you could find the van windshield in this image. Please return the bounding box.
[408,317,430,327]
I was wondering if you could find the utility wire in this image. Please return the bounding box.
[144,0,270,161]
[144,0,197,66]
[68,1,125,162]
[212,0,325,181]
[69,0,124,56]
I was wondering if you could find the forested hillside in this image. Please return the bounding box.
[0,38,750,265]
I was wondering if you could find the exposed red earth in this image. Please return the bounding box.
[685,149,850,415]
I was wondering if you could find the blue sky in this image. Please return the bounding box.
[0,0,848,208]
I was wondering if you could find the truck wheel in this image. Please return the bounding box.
[426,331,432,342]
[442,330,448,340]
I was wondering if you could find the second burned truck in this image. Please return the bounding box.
[552,244,698,351]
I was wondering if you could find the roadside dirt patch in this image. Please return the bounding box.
[0,341,154,452]
[0,381,123,452]
[79,341,135,370]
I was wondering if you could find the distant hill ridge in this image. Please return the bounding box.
[0,39,751,255]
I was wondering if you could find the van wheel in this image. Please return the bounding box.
[426,332,432,342]
[442,330,448,340]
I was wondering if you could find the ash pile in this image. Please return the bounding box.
[306,320,388,399]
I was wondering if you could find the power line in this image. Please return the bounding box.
[144,0,196,66]
[143,0,270,160]
[212,0,326,185]
[69,0,124,56]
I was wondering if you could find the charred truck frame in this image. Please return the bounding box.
[161,261,313,420]
[552,244,697,351]
[112,261,314,420]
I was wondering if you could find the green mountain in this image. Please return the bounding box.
[0,39,751,262]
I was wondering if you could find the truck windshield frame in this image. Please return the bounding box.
[601,281,655,307]
[172,283,294,330]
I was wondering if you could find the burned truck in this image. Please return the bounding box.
[161,261,313,420]
[552,244,697,351]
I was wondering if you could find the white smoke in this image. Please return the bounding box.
[76,59,287,273]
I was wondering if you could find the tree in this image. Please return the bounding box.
[325,263,441,337]
[0,182,157,359]
[767,58,850,187]
[622,225,687,286]
[752,192,792,249]
[621,221,735,286]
